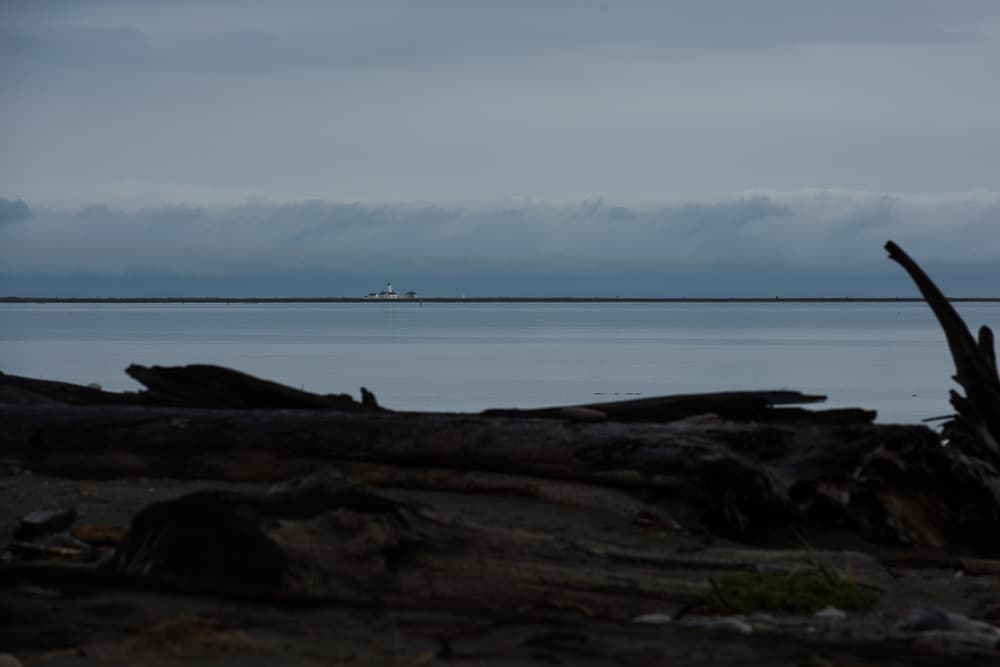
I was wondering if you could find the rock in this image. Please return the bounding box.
[896,607,968,633]
[0,654,23,667]
[13,507,77,540]
[676,616,753,635]
[814,606,847,621]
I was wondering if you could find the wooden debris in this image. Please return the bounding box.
[482,390,877,425]
[125,363,383,411]
[1,395,999,554]
[70,523,127,547]
[886,241,1000,462]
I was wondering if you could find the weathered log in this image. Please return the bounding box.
[0,370,146,406]
[125,363,382,411]
[486,391,876,425]
[886,241,1000,461]
[1,364,870,424]
[0,364,380,412]
[3,403,1000,553]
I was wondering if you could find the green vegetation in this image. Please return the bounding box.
[707,571,877,614]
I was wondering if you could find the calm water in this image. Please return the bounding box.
[2,302,998,424]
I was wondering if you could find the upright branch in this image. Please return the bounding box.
[885,241,1000,460]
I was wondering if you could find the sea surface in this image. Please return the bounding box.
[2,302,999,424]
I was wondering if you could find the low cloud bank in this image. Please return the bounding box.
[1,192,998,296]
[0,198,31,224]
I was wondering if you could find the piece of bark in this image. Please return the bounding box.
[959,557,1000,576]
[70,524,128,547]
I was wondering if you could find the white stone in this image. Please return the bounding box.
[814,606,847,621]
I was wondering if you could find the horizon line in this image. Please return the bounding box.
[3,296,1000,304]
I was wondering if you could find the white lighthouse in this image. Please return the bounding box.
[364,282,399,300]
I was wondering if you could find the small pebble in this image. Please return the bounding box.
[15,507,77,541]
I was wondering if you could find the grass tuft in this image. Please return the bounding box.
[706,571,877,614]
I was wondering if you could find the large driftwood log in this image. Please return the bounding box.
[3,402,1000,554]
[886,241,1000,461]
[485,391,876,425]
[124,363,385,411]
[1,363,873,424]
[0,364,382,412]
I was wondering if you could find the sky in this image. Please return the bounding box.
[2,1,999,296]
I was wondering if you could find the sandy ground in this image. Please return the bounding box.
[3,470,1000,666]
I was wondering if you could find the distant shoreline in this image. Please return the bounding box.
[3,296,1000,304]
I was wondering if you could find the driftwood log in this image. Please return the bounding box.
[885,241,1000,463]
[2,397,999,555]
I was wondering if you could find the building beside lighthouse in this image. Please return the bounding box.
[365,282,398,300]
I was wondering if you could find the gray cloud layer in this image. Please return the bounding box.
[4,1,999,73]
[0,198,31,224]
[3,1,999,201]
[2,192,997,296]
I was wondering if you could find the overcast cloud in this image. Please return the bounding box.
[2,192,997,297]
[1,2,998,295]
